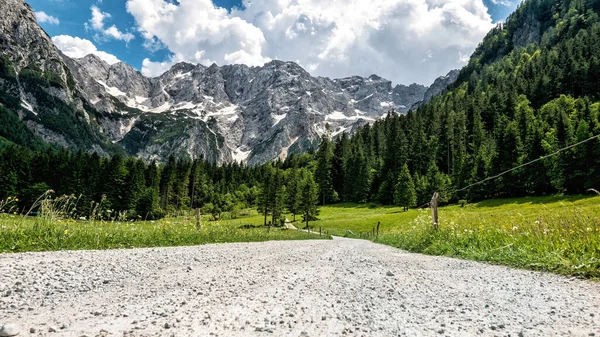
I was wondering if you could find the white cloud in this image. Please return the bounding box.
[87,5,135,43]
[126,0,269,73]
[490,0,513,6]
[52,35,121,64]
[141,54,184,77]
[35,11,60,25]
[127,0,495,85]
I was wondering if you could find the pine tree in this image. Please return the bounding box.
[159,156,176,212]
[394,164,417,208]
[270,169,286,226]
[257,165,274,226]
[124,159,146,212]
[345,141,371,203]
[285,168,301,221]
[314,135,335,205]
[103,153,128,211]
[331,133,350,200]
[299,169,319,229]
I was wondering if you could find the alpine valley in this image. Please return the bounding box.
[0,0,458,165]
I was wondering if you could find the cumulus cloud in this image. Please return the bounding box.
[87,5,135,43]
[127,0,495,84]
[35,11,60,25]
[126,0,269,76]
[52,35,121,64]
[490,0,513,6]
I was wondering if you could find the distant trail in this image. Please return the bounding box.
[1,239,599,336]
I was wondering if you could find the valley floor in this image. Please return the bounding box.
[2,195,599,277]
[220,195,600,278]
[1,238,599,337]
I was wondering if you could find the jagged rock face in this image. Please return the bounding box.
[511,10,541,49]
[0,0,65,77]
[411,69,459,110]
[71,55,443,164]
[392,84,429,111]
[422,69,460,103]
[0,0,458,165]
[0,0,112,154]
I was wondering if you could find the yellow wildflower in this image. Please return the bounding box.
[14,198,18,202]
[64,230,69,235]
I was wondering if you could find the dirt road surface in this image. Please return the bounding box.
[1,238,599,336]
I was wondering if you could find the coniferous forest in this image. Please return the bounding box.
[2,0,600,220]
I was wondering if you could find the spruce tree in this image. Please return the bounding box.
[314,135,335,205]
[299,169,319,229]
[285,168,301,221]
[257,165,274,226]
[394,164,417,208]
[271,169,286,226]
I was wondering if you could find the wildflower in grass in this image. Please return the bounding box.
[64,230,69,235]
[535,220,540,225]
[512,226,519,231]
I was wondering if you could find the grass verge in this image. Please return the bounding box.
[0,215,326,253]
[309,195,600,279]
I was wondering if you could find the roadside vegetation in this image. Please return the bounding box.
[1,193,598,278]
[317,195,600,279]
[0,194,324,253]
[214,195,599,278]
[0,213,324,253]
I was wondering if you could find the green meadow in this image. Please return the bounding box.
[309,195,600,278]
[1,195,599,278]
[0,214,324,253]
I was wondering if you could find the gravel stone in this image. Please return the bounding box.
[0,238,599,336]
[0,324,20,337]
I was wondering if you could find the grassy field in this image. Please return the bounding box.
[0,214,325,253]
[305,195,599,278]
[212,195,600,278]
[2,194,599,278]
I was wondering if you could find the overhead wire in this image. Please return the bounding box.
[415,133,600,207]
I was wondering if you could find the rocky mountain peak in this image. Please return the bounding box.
[75,54,110,81]
[0,0,458,165]
[0,0,68,79]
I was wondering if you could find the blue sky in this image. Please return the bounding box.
[29,0,523,85]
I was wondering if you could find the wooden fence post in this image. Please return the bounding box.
[431,192,439,231]
[376,222,380,239]
[195,208,202,230]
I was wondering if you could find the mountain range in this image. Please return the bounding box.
[0,0,458,165]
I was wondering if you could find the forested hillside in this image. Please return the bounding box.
[334,0,600,204]
[2,0,600,219]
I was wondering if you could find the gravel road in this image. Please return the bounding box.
[1,237,599,337]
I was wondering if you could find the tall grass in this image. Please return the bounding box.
[315,196,600,278]
[377,205,600,278]
[0,192,326,253]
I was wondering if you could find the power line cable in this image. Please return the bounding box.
[415,133,600,208]
[450,133,600,194]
